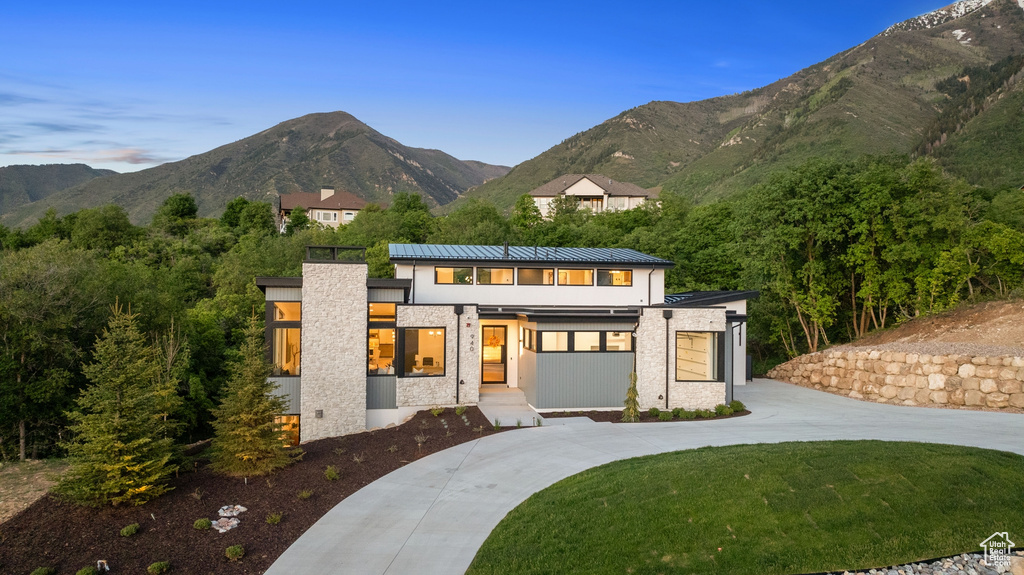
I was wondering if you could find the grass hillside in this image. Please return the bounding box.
[0,164,115,216]
[1,112,510,227]
[463,0,1024,210]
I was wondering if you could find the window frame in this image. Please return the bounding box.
[596,269,633,287]
[556,268,594,286]
[517,267,555,286]
[399,327,447,378]
[523,328,536,352]
[266,300,301,377]
[367,303,397,375]
[434,267,474,285]
[535,330,635,353]
[476,267,515,285]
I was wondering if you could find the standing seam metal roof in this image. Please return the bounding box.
[388,244,673,266]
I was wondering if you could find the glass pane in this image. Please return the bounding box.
[273,302,301,321]
[606,331,632,351]
[273,328,301,376]
[275,415,300,447]
[404,328,445,376]
[435,267,473,284]
[597,270,632,286]
[368,328,396,374]
[477,268,514,285]
[557,269,593,286]
[518,268,554,285]
[368,302,396,322]
[541,331,568,352]
[676,332,717,381]
[573,332,600,352]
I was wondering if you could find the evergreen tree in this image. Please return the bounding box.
[209,315,293,476]
[622,372,640,422]
[56,304,179,506]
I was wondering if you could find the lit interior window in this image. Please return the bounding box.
[573,332,600,352]
[541,331,568,351]
[558,269,593,286]
[368,328,395,374]
[606,332,632,351]
[477,268,514,285]
[273,328,301,376]
[435,267,473,284]
[274,302,301,321]
[597,270,632,286]
[518,268,554,285]
[404,328,445,376]
[368,302,396,322]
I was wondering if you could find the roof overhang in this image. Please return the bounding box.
[255,277,302,293]
[663,290,760,308]
[478,306,641,322]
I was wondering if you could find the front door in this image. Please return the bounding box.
[481,326,507,384]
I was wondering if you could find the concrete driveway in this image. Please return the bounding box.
[265,380,1024,575]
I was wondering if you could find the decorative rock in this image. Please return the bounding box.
[944,375,963,390]
[880,385,898,399]
[1010,393,1024,408]
[965,390,985,406]
[927,373,946,390]
[980,379,999,393]
[987,392,1010,408]
[959,363,977,378]
[929,391,948,404]
[999,380,1022,395]
[212,517,240,533]
[218,504,247,517]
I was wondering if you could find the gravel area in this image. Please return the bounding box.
[824,552,1023,575]
[831,341,1024,357]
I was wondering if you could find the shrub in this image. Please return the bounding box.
[695,409,714,418]
[31,568,55,575]
[120,523,140,537]
[658,411,673,421]
[622,372,640,422]
[455,405,467,416]
[729,400,746,412]
[714,403,731,415]
[225,544,245,561]
[266,512,282,525]
[147,561,170,574]
[671,407,682,418]
[647,407,660,418]
[193,518,212,530]
[76,567,99,575]
[720,406,735,416]
[324,465,340,481]
[386,444,398,453]
[297,489,313,500]
[493,419,501,431]
[430,406,445,417]
[678,409,697,420]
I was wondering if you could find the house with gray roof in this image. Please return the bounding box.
[529,174,658,217]
[257,243,754,443]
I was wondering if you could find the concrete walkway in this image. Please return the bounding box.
[265,380,1024,575]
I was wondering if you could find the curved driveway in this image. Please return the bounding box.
[266,380,1024,575]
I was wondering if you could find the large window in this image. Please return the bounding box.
[368,328,395,374]
[518,268,554,285]
[573,332,601,352]
[368,302,396,322]
[477,268,514,285]
[558,269,593,286]
[272,328,301,376]
[273,302,301,321]
[597,270,632,286]
[435,267,473,285]
[676,332,718,381]
[404,328,445,376]
[540,331,569,352]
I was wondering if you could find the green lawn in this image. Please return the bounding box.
[467,441,1024,575]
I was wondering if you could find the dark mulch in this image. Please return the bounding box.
[0,407,498,575]
[542,409,751,423]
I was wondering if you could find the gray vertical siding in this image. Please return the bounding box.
[518,350,538,407]
[366,375,398,409]
[536,353,634,409]
[368,288,406,303]
[269,376,301,414]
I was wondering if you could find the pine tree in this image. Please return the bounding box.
[56,304,180,506]
[622,372,640,423]
[209,315,293,476]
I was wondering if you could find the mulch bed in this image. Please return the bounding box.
[0,407,499,575]
[543,409,751,423]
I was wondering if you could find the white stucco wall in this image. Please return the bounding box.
[300,262,367,441]
[396,264,665,307]
[563,178,606,197]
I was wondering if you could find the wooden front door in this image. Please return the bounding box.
[481,326,507,384]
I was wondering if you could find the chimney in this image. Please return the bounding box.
[320,187,335,201]
[503,241,509,259]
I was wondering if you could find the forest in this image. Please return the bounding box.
[1,155,1022,462]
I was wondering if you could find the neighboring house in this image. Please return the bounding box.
[278,187,367,231]
[529,174,658,218]
[257,243,755,443]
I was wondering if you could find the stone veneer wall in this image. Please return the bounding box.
[768,350,1024,409]
[635,307,727,410]
[396,304,480,407]
[300,262,367,441]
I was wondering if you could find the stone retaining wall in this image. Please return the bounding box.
[768,350,1024,409]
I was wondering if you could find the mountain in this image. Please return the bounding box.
[0,164,116,217]
[1,112,510,227]
[464,0,1024,210]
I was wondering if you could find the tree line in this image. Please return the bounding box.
[1,154,1021,465]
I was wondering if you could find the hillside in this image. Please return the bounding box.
[0,164,116,217]
[464,0,1024,210]
[1,112,510,226]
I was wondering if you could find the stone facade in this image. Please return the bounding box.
[769,350,1024,410]
[635,307,728,410]
[300,262,368,441]
[396,304,480,407]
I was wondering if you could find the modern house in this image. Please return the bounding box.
[278,187,367,231]
[257,244,755,443]
[529,174,658,218]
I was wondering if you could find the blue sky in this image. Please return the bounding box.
[1,0,948,172]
